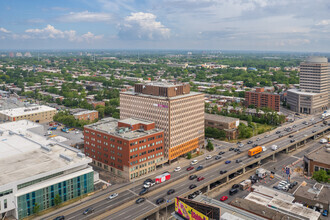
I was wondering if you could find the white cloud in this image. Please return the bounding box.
[24,25,103,42]
[118,12,170,40]
[316,20,330,26]
[0,27,11,33]
[57,11,112,22]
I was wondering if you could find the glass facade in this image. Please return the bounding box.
[17,172,94,219]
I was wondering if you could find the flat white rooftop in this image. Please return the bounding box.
[0,120,91,186]
[0,105,56,117]
[73,110,98,116]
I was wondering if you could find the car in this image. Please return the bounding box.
[289,135,294,138]
[264,135,270,138]
[215,155,221,160]
[252,144,258,147]
[189,175,197,180]
[290,139,295,143]
[205,155,212,160]
[232,184,240,189]
[237,150,242,154]
[238,143,244,148]
[276,131,281,134]
[225,160,231,164]
[314,125,317,127]
[167,189,175,195]
[187,166,194,171]
[273,186,280,190]
[279,134,283,138]
[174,167,181,172]
[234,148,240,152]
[322,210,328,216]
[194,190,202,196]
[191,160,198,165]
[256,138,260,141]
[229,188,238,195]
[143,181,155,188]
[255,154,261,158]
[189,184,197,189]
[197,176,205,181]
[143,179,152,184]
[236,159,242,163]
[293,125,297,128]
[53,216,65,220]
[220,196,228,201]
[156,197,165,204]
[136,198,146,204]
[292,181,298,186]
[229,147,235,151]
[279,180,288,185]
[247,140,253,144]
[196,165,203,171]
[107,193,118,200]
[139,188,148,196]
[83,208,95,215]
[163,171,170,174]
[220,170,227,174]
[312,130,316,133]
[188,193,197,199]
[218,151,225,155]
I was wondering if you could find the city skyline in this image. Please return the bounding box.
[0,0,330,51]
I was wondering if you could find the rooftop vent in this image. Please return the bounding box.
[77,152,85,158]
[41,145,52,152]
[59,153,73,162]
[8,131,14,136]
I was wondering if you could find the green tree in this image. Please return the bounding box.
[187,152,192,159]
[312,170,330,183]
[54,194,62,206]
[206,140,214,151]
[33,203,40,214]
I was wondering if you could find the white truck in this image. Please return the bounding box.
[271,145,278,151]
[321,110,330,119]
[256,168,267,179]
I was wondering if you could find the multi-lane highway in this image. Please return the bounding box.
[44,115,328,220]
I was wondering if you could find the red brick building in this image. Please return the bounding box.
[244,88,280,111]
[73,110,98,121]
[90,101,105,109]
[304,146,330,176]
[84,117,164,181]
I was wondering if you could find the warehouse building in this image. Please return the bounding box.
[0,120,94,219]
[0,105,56,123]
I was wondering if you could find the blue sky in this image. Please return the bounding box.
[1,0,330,51]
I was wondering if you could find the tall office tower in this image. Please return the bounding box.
[120,82,204,161]
[287,57,330,114]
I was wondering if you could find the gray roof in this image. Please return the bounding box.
[204,113,239,123]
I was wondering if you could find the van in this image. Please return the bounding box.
[229,188,238,195]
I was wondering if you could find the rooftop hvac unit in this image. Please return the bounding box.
[41,145,52,152]
[59,153,73,162]
[8,131,14,135]
[77,152,85,158]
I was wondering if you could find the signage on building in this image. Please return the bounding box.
[175,197,209,220]
[153,104,168,108]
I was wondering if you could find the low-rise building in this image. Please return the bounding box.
[0,120,94,219]
[204,113,239,139]
[303,146,330,176]
[72,109,98,121]
[84,118,164,181]
[0,105,56,123]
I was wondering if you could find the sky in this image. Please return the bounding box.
[0,0,330,51]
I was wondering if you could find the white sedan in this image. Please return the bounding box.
[174,167,181,172]
[205,155,212,160]
[107,193,118,200]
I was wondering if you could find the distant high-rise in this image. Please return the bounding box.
[120,82,204,161]
[287,57,330,114]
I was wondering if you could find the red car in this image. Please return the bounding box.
[186,166,194,171]
[197,176,205,181]
[220,196,228,201]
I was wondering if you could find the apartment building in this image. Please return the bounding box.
[84,118,164,180]
[244,88,280,111]
[287,57,330,114]
[120,82,204,161]
[0,105,56,123]
[72,110,98,121]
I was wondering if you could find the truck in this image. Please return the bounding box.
[240,179,252,190]
[256,168,267,179]
[61,128,69,133]
[155,173,171,184]
[248,146,262,157]
[271,145,278,151]
[321,110,330,119]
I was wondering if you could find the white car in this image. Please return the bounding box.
[143,181,155,188]
[262,146,267,151]
[205,155,212,160]
[191,160,198,165]
[320,139,327,144]
[174,167,181,172]
[107,193,118,200]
